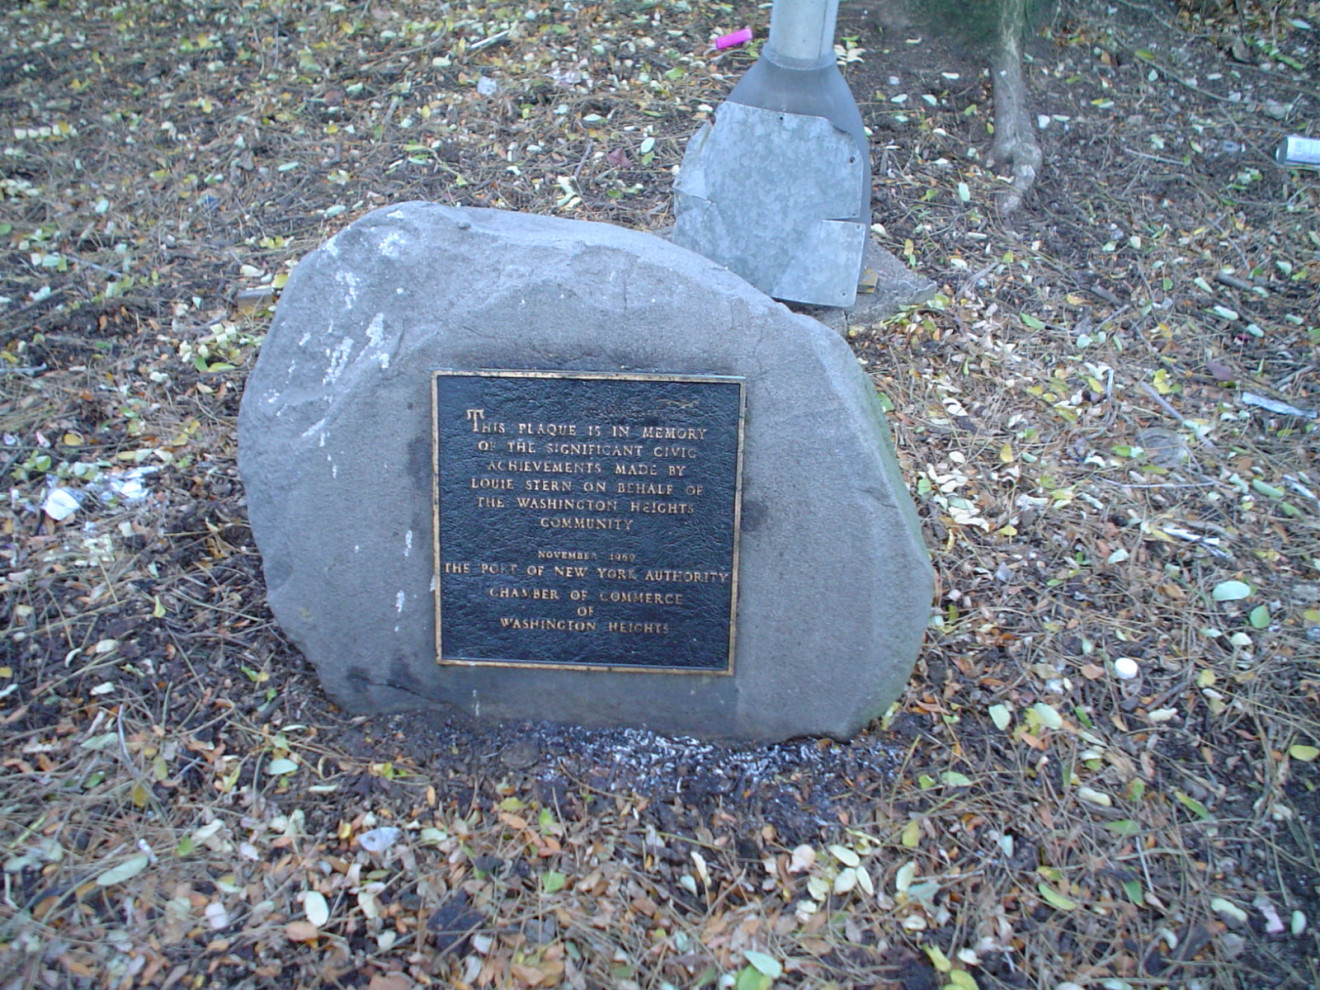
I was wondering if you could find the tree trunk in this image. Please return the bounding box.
[987,0,1042,215]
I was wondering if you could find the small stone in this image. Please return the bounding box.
[1262,99,1289,120]
[1135,427,1190,467]
[500,740,539,769]
[1113,657,1140,680]
[1211,896,1248,925]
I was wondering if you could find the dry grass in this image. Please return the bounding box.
[2,0,1318,987]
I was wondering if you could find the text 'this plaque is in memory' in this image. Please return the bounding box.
[432,370,746,673]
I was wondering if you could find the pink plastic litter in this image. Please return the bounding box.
[713,28,752,51]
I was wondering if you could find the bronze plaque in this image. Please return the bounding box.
[432,370,745,673]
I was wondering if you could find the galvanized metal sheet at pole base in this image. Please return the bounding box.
[672,0,870,308]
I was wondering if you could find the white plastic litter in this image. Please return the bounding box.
[92,466,158,503]
[1241,391,1317,419]
[42,488,83,521]
[357,826,401,854]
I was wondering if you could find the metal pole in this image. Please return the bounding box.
[767,0,839,64]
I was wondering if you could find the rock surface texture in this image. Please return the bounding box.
[238,202,932,741]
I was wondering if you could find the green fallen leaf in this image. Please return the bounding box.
[1037,881,1077,911]
[941,771,972,787]
[1212,580,1252,601]
[1020,313,1045,330]
[901,818,921,848]
[924,944,952,972]
[735,964,773,990]
[542,870,566,893]
[1249,605,1270,628]
[1106,819,1142,836]
[828,844,860,868]
[1289,744,1319,762]
[744,950,783,979]
[1032,702,1064,730]
[988,704,1012,731]
[96,853,150,886]
[1174,790,1212,820]
[267,758,298,775]
[947,970,979,990]
[1123,878,1143,905]
[1251,479,1285,499]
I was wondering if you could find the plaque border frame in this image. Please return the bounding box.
[431,368,746,675]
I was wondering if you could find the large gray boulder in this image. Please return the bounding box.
[238,202,932,741]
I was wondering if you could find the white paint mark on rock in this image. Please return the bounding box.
[378,230,404,257]
[365,313,389,369]
[324,337,354,385]
[404,530,413,557]
[324,233,340,257]
[299,417,327,441]
[335,270,358,308]
[395,590,406,614]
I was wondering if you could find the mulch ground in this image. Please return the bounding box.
[1,1,1318,987]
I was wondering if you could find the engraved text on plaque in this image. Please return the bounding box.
[432,370,745,672]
